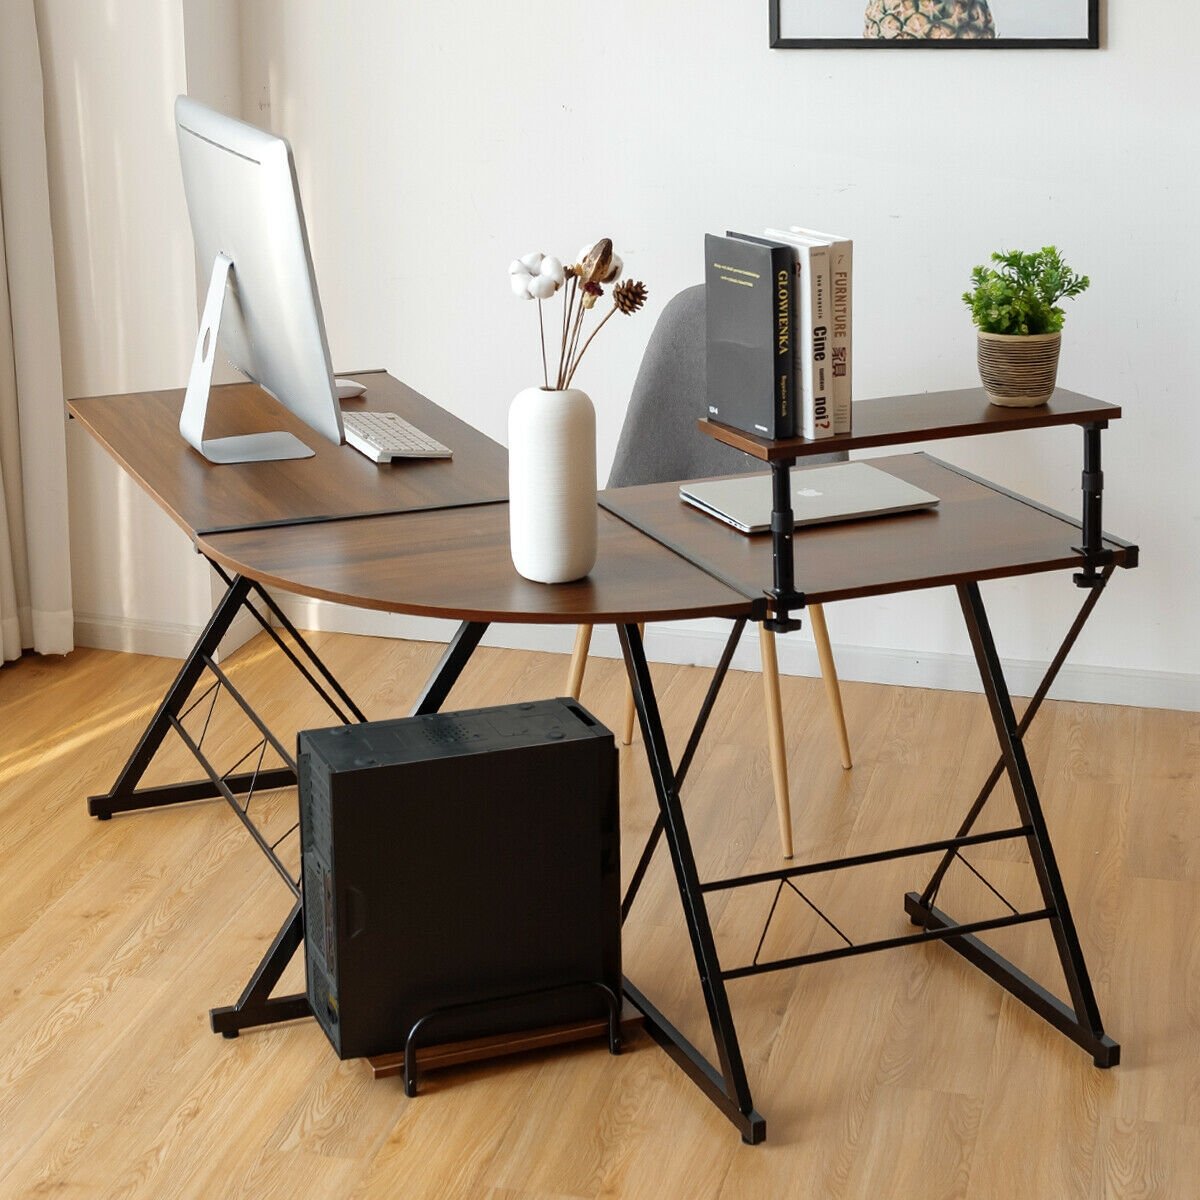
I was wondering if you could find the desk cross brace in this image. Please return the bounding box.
[616,570,1119,1144]
[620,617,748,922]
[710,825,1046,980]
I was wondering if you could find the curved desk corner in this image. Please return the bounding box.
[199,503,758,625]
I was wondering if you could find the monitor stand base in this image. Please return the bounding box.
[180,253,315,464]
[197,431,314,463]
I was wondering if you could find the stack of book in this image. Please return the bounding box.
[705,226,852,441]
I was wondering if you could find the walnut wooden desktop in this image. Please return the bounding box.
[69,375,1138,1144]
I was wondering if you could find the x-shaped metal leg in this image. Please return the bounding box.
[616,573,1122,1141]
[210,618,490,1037]
[905,578,1118,1066]
[211,619,490,1037]
[85,566,375,1037]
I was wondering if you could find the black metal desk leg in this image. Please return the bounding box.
[617,623,766,1144]
[210,563,368,725]
[88,575,295,819]
[906,582,1118,1067]
[410,621,489,716]
[210,900,311,1037]
[621,618,747,923]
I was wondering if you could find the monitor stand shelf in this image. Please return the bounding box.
[699,386,1123,632]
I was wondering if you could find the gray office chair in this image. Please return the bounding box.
[566,284,852,859]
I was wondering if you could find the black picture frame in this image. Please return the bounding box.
[769,0,1099,49]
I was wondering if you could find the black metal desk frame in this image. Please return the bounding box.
[84,409,1137,1145]
[602,417,1133,1143]
[615,574,1120,1144]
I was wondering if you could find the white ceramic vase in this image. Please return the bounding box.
[507,386,598,584]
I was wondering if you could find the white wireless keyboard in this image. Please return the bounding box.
[342,410,452,462]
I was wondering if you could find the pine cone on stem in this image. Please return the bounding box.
[614,280,647,315]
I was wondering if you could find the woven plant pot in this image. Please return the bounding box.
[977,331,1062,408]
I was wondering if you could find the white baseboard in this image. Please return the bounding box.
[72,596,1200,713]
[273,595,1200,713]
[73,606,261,661]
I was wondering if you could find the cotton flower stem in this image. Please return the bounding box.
[566,303,617,388]
[537,300,549,390]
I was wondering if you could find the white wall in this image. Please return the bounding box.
[232,1,1198,708]
[181,0,243,117]
[39,2,1197,709]
[36,0,214,655]
[36,0,267,656]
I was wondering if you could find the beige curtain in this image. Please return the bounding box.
[0,0,72,662]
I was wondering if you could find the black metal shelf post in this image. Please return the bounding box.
[764,457,804,632]
[1074,421,1113,588]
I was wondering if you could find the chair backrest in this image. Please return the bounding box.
[607,284,846,489]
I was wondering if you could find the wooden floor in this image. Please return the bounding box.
[1,631,1197,1198]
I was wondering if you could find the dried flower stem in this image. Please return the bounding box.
[565,302,618,388]
[537,300,548,390]
[565,303,587,386]
[557,277,576,390]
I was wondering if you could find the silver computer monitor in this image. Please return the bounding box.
[174,95,344,463]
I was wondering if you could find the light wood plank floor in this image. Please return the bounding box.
[1,631,1197,1198]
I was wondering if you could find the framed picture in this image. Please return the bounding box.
[770,0,1099,48]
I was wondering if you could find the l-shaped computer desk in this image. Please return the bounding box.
[69,371,1138,1143]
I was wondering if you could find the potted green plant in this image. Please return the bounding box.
[963,247,1089,407]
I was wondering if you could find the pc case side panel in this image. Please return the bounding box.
[332,737,620,1059]
[298,743,342,1055]
[598,742,621,992]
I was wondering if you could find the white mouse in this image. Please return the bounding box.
[335,378,366,400]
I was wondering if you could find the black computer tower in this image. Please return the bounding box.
[298,698,620,1060]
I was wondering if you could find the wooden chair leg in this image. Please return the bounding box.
[566,625,592,700]
[621,624,644,746]
[758,625,794,859]
[809,603,852,770]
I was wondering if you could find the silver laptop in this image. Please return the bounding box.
[679,461,939,534]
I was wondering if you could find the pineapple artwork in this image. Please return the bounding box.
[864,0,997,39]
